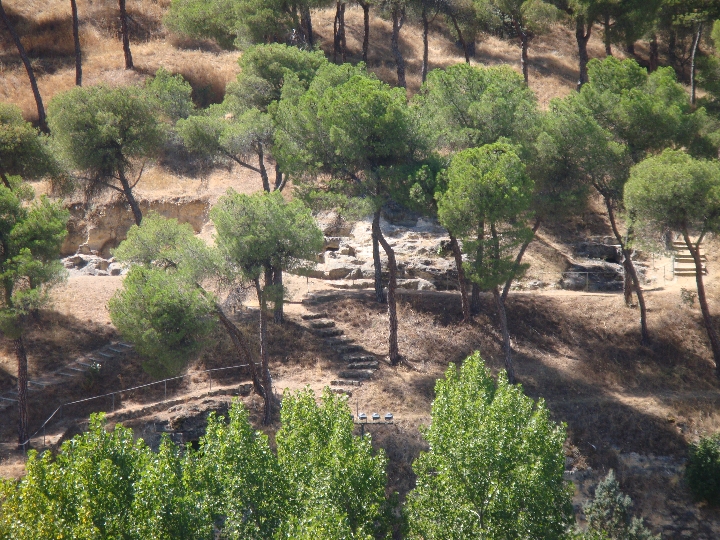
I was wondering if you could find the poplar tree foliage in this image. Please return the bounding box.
[624,149,720,375]
[48,85,165,226]
[0,390,387,540]
[406,352,573,539]
[0,180,69,445]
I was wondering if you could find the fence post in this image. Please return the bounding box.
[164,380,167,400]
[585,272,589,292]
[43,426,45,447]
[209,374,212,391]
[111,393,115,412]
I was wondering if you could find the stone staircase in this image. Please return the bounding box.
[672,240,707,277]
[0,342,134,413]
[299,310,379,396]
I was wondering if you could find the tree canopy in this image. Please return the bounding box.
[48,85,165,225]
[406,352,573,539]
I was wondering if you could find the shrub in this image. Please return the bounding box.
[686,433,720,504]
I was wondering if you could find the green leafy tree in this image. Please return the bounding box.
[412,64,543,317]
[144,68,195,123]
[211,191,323,423]
[0,103,60,190]
[685,433,720,505]
[581,470,659,540]
[192,402,285,538]
[165,0,319,49]
[276,388,388,538]
[562,56,709,344]
[625,149,720,374]
[275,69,414,365]
[406,352,573,539]
[109,265,216,377]
[481,0,562,84]
[0,181,68,445]
[48,85,164,226]
[0,397,388,539]
[178,44,327,194]
[129,436,208,540]
[0,414,149,539]
[437,143,534,381]
[110,214,266,406]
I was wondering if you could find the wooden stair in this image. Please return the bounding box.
[672,240,707,277]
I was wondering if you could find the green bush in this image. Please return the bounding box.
[686,433,720,504]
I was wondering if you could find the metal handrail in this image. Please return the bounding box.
[19,362,258,451]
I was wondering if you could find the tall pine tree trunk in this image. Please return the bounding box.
[493,287,515,383]
[576,17,591,91]
[391,7,406,88]
[603,13,612,56]
[449,13,470,64]
[690,23,703,106]
[300,5,313,47]
[258,146,270,192]
[118,166,143,226]
[372,209,385,303]
[649,33,659,72]
[15,335,28,447]
[272,266,283,323]
[519,31,529,85]
[373,215,400,365]
[333,2,346,63]
[0,1,48,132]
[255,274,273,425]
[70,0,82,85]
[682,229,720,375]
[361,1,370,62]
[606,200,649,345]
[471,283,481,314]
[449,234,470,321]
[119,0,133,69]
[216,305,266,399]
[421,9,430,82]
[501,217,541,302]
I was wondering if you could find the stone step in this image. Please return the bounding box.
[301,312,328,320]
[674,256,707,262]
[86,355,105,364]
[76,361,96,368]
[107,346,126,354]
[331,388,353,397]
[56,371,75,377]
[342,354,376,363]
[339,369,375,380]
[325,336,353,346]
[96,351,115,360]
[310,319,335,329]
[347,361,379,370]
[331,379,362,387]
[675,270,706,276]
[67,366,87,373]
[28,380,49,388]
[315,327,344,337]
[0,396,17,403]
[335,344,362,354]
